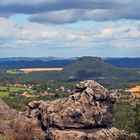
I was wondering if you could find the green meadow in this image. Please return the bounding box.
[0,86,35,98]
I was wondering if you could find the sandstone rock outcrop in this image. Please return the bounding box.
[48,127,139,140]
[26,80,140,140]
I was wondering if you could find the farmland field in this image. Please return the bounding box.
[7,70,28,74]
[0,86,8,97]
[0,86,35,97]
[20,68,63,72]
[0,92,9,97]
[10,87,35,93]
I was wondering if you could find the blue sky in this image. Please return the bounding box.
[0,0,140,57]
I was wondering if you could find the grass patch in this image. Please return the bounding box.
[0,86,7,90]
[9,87,35,94]
[0,86,8,97]
[7,70,28,75]
[0,86,36,97]
[0,92,9,97]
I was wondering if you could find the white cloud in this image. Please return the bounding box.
[0,17,140,56]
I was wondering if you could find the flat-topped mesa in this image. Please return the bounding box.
[76,56,103,64]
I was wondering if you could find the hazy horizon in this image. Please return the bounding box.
[0,56,140,59]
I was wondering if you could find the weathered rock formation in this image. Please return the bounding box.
[25,80,139,140]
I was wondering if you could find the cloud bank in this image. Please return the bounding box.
[0,17,140,50]
[0,0,140,24]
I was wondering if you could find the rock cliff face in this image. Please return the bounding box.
[25,80,139,140]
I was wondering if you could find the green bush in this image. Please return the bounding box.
[112,102,140,134]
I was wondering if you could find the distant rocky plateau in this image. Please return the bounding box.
[0,80,139,140]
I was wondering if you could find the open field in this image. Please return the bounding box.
[7,70,28,74]
[20,68,63,72]
[10,87,35,93]
[0,86,35,93]
[0,86,8,97]
[0,92,9,97]
[125,86,140,93]
[0,86,35,97]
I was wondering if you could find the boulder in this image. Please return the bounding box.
[25,80,140,140]
[26,80,116,129]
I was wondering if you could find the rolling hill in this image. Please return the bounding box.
[19,57,140,87]
[105,58,140,68]
[1,57,140,69]
[57,57,140,85]
[0,56,140,88]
